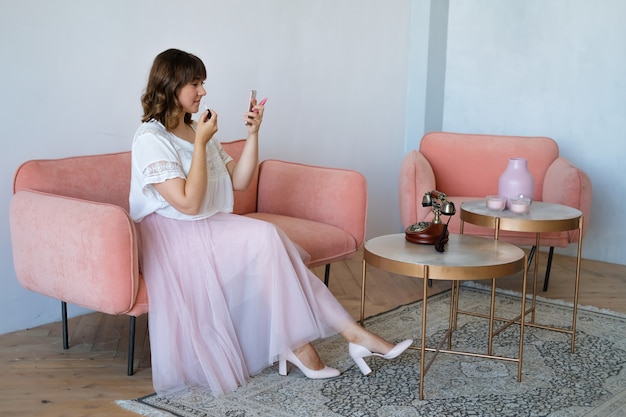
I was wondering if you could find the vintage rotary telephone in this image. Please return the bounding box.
[405,190,456,252]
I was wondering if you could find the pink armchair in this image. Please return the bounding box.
[399,132,592,290]
[9,139,367,375]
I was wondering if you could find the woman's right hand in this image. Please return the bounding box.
[155,108,218,215]
[196,109,218,145]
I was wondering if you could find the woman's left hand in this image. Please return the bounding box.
[244,98,265,133]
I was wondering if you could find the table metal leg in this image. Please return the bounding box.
[448,281,455,350]
[360,259,367,326]
[530,233,540,323]
[452,280,461,330]
[571,218,584,352]
[488,278,496,355]
[419,264,429,401]
[517,254,528,381]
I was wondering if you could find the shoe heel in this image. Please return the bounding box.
[278,357,288,376]
[352,356,372,376]
[278,351,340,379]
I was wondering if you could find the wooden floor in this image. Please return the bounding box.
[1,249,625,417]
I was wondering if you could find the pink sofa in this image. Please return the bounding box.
[399,132,592,288]
[9,139,367,375]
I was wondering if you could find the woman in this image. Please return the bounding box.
[129,48,412,397]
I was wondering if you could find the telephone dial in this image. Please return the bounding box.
[405,190,456,252]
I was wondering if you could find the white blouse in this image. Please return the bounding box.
[129,120,234,222]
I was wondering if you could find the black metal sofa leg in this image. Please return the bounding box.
[61,301,137,376]
[528,246,556,292]
[128,315,136,376]
[543,247,555,292]
[528,246,536,268]
[61,301,69,349]
[324,264,331,286]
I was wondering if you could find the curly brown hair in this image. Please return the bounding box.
[141,49,207,131]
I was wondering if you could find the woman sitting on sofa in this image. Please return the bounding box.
[128,48,412,396]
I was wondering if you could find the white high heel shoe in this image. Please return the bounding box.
[278,350,340,379]
[349,339,413,376]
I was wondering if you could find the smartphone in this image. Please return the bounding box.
[246,90,257,125]
[248,90,257,112]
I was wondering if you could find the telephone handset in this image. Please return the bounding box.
[405,190,456,252]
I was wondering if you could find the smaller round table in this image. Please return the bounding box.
[460,200,584,351]
[361,233,528,400]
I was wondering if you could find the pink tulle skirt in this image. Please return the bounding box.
[137,212,354,396]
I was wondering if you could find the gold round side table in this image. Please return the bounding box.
[361,233,527,400]
[460,199,583,352]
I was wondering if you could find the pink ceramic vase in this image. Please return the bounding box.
[498,158,534,207]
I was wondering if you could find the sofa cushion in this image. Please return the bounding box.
[243,213,358,268]
[256,160,367,248]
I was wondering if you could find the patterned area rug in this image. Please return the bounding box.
[117,287,626,417]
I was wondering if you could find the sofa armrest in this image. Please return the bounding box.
[9,190,140,315]
[542,157,592,241]
[398,150,437,228]
[255,160,367,248]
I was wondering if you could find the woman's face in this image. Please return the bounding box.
[177,79,206,114]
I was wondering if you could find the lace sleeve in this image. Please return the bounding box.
[212,139,234,166]
[142,160,185,185]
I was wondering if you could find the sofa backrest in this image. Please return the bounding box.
[221,139,259,215]
[420,132,559,201]
[13,152,133,210]
[12,139,258,215]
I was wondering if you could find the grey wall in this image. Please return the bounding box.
[442,0,626,262]
[0,0,413,334]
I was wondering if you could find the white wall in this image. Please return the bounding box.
[442,0,626,262]
[0,0,413,334]
[1,0,625,335]
[405,0,449,148]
